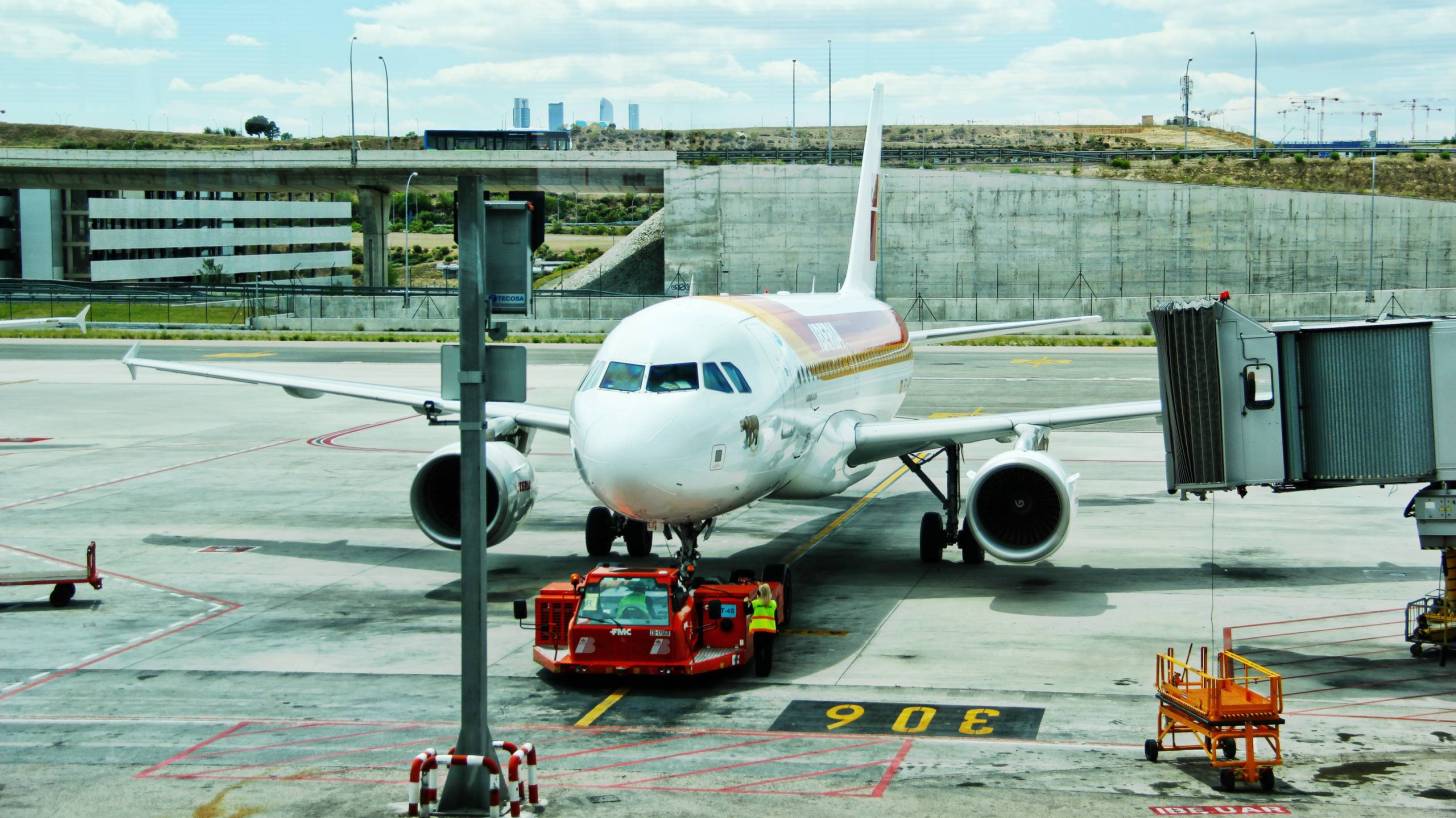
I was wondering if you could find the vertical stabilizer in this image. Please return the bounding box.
[841,83,883,297]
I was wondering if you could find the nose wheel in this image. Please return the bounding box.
[585,507,655,558]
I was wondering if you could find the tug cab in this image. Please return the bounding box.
[517,563,791,676]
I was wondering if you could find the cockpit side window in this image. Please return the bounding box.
[721,362,751,393]
[646,363,699,393]
[600,361,646,392]
[702,362,733,393]
[578,361,604,392]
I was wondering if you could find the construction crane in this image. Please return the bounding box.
[1316,96,1341,144]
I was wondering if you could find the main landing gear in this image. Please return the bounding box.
[902,445,984,565]
[585,506,654,558]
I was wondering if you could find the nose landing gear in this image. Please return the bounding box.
[584,506,654,557]
[904,446,984,565]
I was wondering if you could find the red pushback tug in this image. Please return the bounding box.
[516,562,791,676]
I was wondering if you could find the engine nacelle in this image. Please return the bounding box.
[409,441,536,549]
[966,450,1077,563]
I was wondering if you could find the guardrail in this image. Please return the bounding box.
[676,143,1452,165]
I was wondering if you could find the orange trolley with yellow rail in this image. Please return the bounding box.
[1143,646,1284,792]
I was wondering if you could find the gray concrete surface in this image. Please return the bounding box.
[666,165,1456,300]
[0,340,1450,817]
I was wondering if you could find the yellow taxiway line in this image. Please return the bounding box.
[575,688,629,728]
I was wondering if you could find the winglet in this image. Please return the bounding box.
[841,83,884,298]
[122,343,140,381]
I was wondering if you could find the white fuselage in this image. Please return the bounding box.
[570,292,913,524]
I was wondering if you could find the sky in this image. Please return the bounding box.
[2,0,1455,142]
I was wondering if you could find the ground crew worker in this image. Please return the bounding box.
[616,579,653,622]
[748,583,778,677]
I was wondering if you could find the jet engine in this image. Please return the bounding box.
[409,441,536,549]
[965,450,1077,563]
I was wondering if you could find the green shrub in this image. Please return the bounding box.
[1441,151,1452,161]
[1412,151,1429,162]
[1258,153,1271,164]
[1170,156,1181,166]
[1108,157,1132,170]
[1293,154,1305,164]
[1329,152,1341,161]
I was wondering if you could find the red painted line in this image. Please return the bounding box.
[1289,686,1456,709]
[189,725,441,761]
[869,738,912,798]
[306,415,426,454]
[0,543,242,704]
[136,721,251,779]
[153,772,403,786]
[538,731,703,762]
[0,437,49,443]
[0,438,297,512]
[1289,711,1456,724]
[617,738,888,786]
[1278,656,1413,680]
[1285,675,1452,697]
[1399,707,1456,718]
[720,758,894,793]
[171,737,445,778]
[590,782,877,798]
[549,735,785,778]
[1253,645,1407,668]
[1225,607,1404,632]
[1235,619,1403,642]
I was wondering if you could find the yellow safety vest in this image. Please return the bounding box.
[749,598,777,633]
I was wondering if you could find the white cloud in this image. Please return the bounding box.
[0,20,172,64]
[225,33,263,47]
[0,0,178,38]
[167,77,193,91]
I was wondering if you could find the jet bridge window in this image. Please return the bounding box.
[702,362,733,393]
[720,362,751,393]
[1243,363,1275,409]
[647,363,699,393]
[600,361,646,392]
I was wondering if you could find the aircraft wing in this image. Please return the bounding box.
[121,344,570,435]
[0,306,89,332]
[848,399,1161,467]
[908,315,1099,344]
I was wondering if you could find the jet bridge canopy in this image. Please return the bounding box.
[1148,298,1456,494]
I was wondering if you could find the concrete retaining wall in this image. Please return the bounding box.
[664,165,1456,300]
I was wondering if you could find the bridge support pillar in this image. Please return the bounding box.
[358,186,389,288]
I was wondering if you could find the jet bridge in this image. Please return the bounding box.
[1148,296,1456,495]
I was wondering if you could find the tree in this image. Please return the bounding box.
[196,258,226,284]
[244,114,278,138]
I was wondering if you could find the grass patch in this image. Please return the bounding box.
[0,301,256,325]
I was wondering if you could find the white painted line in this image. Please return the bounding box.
[27,673,48,681]
[78,653,100,663]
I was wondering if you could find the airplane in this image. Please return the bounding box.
[0,306,88,332]
[121,85,1161,568]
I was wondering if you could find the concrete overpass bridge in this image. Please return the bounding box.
[0,148,673,286]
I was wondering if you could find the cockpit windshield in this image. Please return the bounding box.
[600,361,646,392]
[576,577,670,626]
[646,363,699,393]
[721,362,751,393]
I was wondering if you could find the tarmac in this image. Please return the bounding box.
[0,340,1450,817]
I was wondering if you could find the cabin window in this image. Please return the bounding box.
[721,362,751,393]
[647,363,699,393]
[576,578,669,626]
[600,361,645,392]
[703,362,733,393]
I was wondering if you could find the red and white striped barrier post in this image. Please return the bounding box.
[407,740,539,816]
[492,740,539,808]
[407,747,436,817]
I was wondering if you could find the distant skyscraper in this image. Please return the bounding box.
[628,103,640,130]
[548,102,565,131]
[512,97,530,129]
[599,97,614,126]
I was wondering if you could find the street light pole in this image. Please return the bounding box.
[1366,113,1382,304]
[1182,58,1193,150]
[378,56,392,150]
[348,36,358,161]
[791,58,796,156]
[1249,31,1258,157]
[827,40,833,164]
[403,171,417,306]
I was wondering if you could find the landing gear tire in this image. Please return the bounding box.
[623,520,653,558]
[585,506,615,557]
[763,563,792,627]
[49,582,76,607]
[1143,739,1159,762]
[1219,738,1238,760]
[958,522,985,565]
[919,512,944,564]
[1259,766,1275,793]
[1411,641,1424,658]
[1218,769,1236,791]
